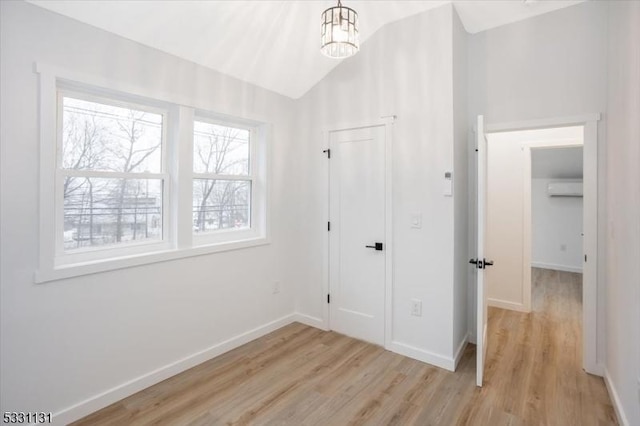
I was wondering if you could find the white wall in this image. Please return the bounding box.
[604,2,640,425]
[467,1,608,349]
[485,134,525,310]
[0,1,299,422]
[293,4,466,368]
[531,179,583,272]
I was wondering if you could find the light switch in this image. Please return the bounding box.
[411,213,422,229]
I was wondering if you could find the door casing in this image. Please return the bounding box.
[477,113,601,375]
[320,118,394,349]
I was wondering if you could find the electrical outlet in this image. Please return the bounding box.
[410,213,422,229]
[411,299,422,317]
[272,281,281,294]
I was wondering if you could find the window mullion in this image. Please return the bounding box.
[192,173,253,181]
[172,105,195,250]
[59,170,168,180]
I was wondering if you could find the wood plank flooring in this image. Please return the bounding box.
[73,268,616,425]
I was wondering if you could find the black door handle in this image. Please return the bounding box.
[470,258,494,269]
[366,242,383,251]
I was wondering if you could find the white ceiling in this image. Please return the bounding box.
[532,147,583,179]
[27,0,583,99]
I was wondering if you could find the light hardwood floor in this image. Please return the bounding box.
[74,268,616,425]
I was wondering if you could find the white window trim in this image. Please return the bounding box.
[191,114,266,246]
[34,63,270,284]
[55,88,172,265]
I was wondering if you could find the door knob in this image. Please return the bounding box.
[470,258,493,269]
[366,242,383,251]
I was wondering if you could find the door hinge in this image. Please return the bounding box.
[323,149,331,159]
[585,254,587,262]
[328,221,331,231]
[327,294,331,304]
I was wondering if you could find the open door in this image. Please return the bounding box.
[473,115,493,387]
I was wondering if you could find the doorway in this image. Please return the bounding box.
[474,115,600,384]
[529,145,585,327]
[327,124,388,346]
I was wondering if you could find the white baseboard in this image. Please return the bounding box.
[292,313,327,330]
[531,262,583,273]
[387,341,456,372]
[488,298,529,313]
[50,313,296,426]
[604,369,630,426]
[453,334,469,371]
[585,362,605,377]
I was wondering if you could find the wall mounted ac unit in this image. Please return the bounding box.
[547,181,583,197]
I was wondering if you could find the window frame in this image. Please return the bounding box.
[55,88,172,265]
[191,114,260,245]
[35,63,270,284]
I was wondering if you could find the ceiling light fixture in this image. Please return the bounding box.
[320,0,359,58]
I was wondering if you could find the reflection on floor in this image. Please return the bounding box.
[73,268,616,425]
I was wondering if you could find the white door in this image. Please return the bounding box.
[329,125,386,346]
[475,115,492,387]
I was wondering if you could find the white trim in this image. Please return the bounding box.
[48,313,295,426]
[387,341,456,372]
[34,237,270,283]
[191,122,269,248]
[488,298,528,313]
[530,262,583,273]
[320,128,331,332]
[322,117,394,347]
[453,334,469,370]
[60,170,168,179]
[484,114,601,376]
[383,117,395,349]
[172,105,195,250]
[604,369,630,426]
[485,114,601,133]
[54,86,173,265]
[292,313,328,331]
[582,120,599,375]
[192,174,253,181]
[38,68,57,277]
[522,142,533,313]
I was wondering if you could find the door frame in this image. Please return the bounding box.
[320,117,394,348]
[483,113,601,375]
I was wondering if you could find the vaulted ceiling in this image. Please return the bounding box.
[27,0,583,99]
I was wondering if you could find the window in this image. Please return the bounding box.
[36,66,269,282]
[192,120,253,238]
[58,93,168,260]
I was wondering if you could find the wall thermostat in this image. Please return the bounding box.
[444,171,453,196]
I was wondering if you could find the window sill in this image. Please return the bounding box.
[35,237,270,284]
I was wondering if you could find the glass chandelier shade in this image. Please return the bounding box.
[320,0,359,58]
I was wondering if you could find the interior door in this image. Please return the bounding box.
[329,125,386,346]
[475,115,490,387]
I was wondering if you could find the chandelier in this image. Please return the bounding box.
[320,0,359,58]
